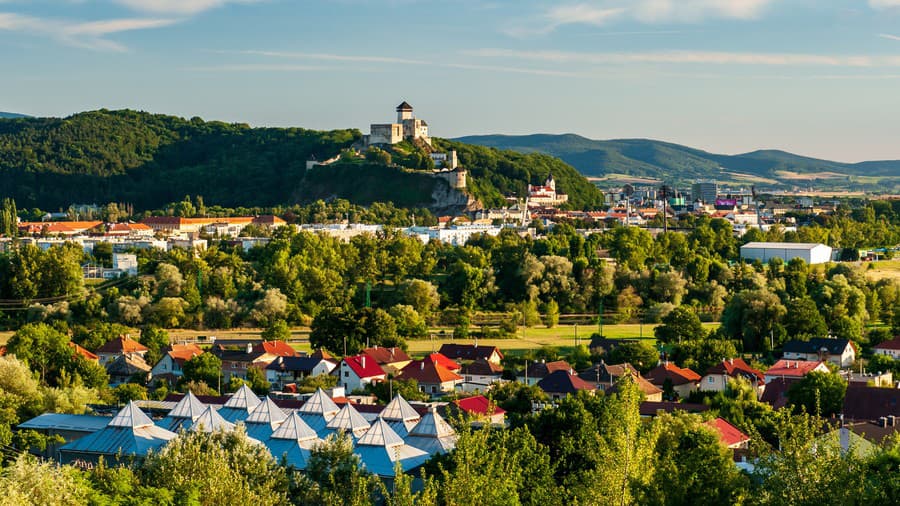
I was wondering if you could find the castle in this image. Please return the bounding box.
[364,101,431,146]
[528,174,568,206]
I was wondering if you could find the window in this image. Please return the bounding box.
[344,371,349,377]
[708,377,714,383]
[431,386,437,393]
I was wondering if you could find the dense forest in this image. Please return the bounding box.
[0,110,605,212]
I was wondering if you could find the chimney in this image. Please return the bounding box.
[889,415,897,427]
[729,358,734,366]
[246,342,253,354]
[879,417,888,428]
[361,356,366,368]
[420,361,425,371]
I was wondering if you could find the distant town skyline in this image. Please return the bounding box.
[2,0,900,162]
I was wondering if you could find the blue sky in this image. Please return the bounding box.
[2,1,900,162]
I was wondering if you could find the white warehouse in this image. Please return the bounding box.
[740,242,833,265]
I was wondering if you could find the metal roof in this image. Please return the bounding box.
[271,412,318,442]
[740,242,826,250]
[17,413,110,433]
[380,395,421,423]
[299,388,340,416]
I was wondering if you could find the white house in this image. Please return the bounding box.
[782,338,857,368]
[337,355,386,392]
[265,356,337,391]
[740,242,832,265]
[873,337,900,360]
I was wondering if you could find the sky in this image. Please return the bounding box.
[2,1,900,162]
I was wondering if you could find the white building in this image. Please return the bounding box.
[365,101,431,147]
[405,224,503,246]
[528,174,568,207]
[740,242,832,265]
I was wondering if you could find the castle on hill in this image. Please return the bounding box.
[528,174,568,206]
[365,101,431,147]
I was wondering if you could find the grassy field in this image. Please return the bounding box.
[866,260,900,282]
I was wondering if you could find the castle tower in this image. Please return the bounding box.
[396,101,413,122]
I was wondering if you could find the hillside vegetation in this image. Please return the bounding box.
[0,110,605,211]
[456,133,900,190]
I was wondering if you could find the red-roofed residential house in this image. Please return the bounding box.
[398,358,463,396]
[453,395,506,425]
[338,354,387,392]
[645,362,702,399]
[874,336,900,360]
[151,344,204,381]
[701,358,765,395]
[68,342,99,362]
[362,346,412,376]
[706,417,751,449]
[763,360,830,384]
[422,353,461,372]
[95,336,148,366]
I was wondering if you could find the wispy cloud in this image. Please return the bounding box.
[507,0,780,36]
[232,50,429,65]
[870,0,900,10]
[0,12,178,51]
[114,0,260,16]
[879,33,900,41]
[189,63,330,72]
[469,48,900,67]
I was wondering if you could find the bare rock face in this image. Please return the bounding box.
[429,178,480,215]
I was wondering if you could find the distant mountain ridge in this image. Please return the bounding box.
[0,112,29,119]
[454,133,900,189]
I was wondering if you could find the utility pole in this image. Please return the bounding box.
[598,300,604,337]
[365,280,371,309]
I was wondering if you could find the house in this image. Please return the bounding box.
[701,358,765,394]
[361,346,412,376]
[605,374,663,402]
[759,377,800,410]
[706,418,751,449]
[459,358,504,392]
[106,354,151,385]
[645,362,702,399]
[397,357,464,396]
[873,336,900,359]
[842,385,900,421]
[841,370,893,388]
[68,342,99,362]
[519,360,572,386]
[58,402,176,465]
[338,354,387,392]
[452,395,506,425]
[763,360,830,384]
[150,343,204,382]
[213,340,297,381]
[420,352,461,372]
[95,335,148,366]
[782,338,856,368]
[537,369,597,400]
[578,362,640,390]
[438,343,504,365]
[265,355,337,391]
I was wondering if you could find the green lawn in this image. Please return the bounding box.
[867,260,900,282]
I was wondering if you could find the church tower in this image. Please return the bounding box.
[396,101,413,123]
[545,173,556,191]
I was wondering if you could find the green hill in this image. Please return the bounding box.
[0,112,29,119]
[0,110,605,211]
[455,134,900,190]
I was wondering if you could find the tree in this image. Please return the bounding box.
[784,297,828,339]
[250,288,289,326]
[300,434,375,506]
[787,371,848,417]
[246,365,270,395]
[0,454,92,506]
[402,279,440,321]
[389,305,427,339]
[543,300,560,328]
[654,306,704,344]
[147,297,188,328]
[366,378,429,404]
[721,289,787,351]
[139,327,170,367]
[608,340,659,374]
[181,353,222,388]
[154,263,184,297]
[670,338,738,375]
[6,322,72,385]
[261,319,291,342]
[113,383,148,404]
[140,427,289,506]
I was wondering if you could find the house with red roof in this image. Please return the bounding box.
[705,417,751,449]
[420,353,461,371]
[701,358,765,395]
[763,359,829,384]
[438,343,503,365]
[338,354,387,392]
[68,342,99,362]
[519,360,571,386]
[212,341,297,381]
[398,357,463,396]
[459,358,504,393]
[605,373,664,402]
[95,335,148,366]
[873,336,900,360]
[645,362,702,399]
[150,343,204,382]
[362,346,412,376]
[452,395,506,425]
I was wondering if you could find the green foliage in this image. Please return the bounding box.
[0,454,93,505]
[113,383,148,404]
[608,340,659,374]
[670,337,739,374]
[366,378,429,404]
[297,373,338,394]
[246,365,271,395]
[139,327,170,368]
[542,300,560,328]
[787,371,848,417]
[310,307,403,356]
[654,306,705,343]
[261,319,291,342]
[0,243,84,301]
[6,322,72,385]
[181,353,222,388]
[299,434,375,506]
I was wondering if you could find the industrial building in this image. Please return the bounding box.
[739,242,833,265]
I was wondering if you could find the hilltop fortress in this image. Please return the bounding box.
[364,101,431,147]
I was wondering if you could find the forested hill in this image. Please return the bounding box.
[455,133,900,189]
[0,112,29,119]
[0,110,605,211]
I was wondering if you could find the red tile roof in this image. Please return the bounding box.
[253,340,297,357]
[399,359,463,384]
[362,346,411,365]
[454,395,506,416]
[706,358,764,385]
[423,353,461,371]
[645,362,701,386]
[765,360,827,378]
[706,418,750,447]
[95,335,148,355]
[68,342,99,361]
[165,343,204,364]
[874,336,900,351]
[343,354,387,379]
